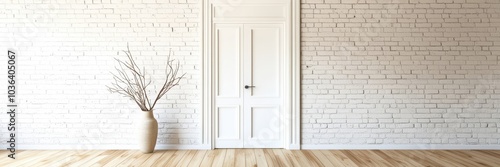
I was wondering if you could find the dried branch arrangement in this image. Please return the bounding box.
[107,46,185,111]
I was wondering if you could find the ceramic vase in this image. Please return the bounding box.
[138,110,158,153]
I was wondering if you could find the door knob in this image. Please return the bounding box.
[244,85,255,89]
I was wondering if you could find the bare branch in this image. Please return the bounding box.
[107,46,186,112]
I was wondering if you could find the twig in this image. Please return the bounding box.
[108,46,185,111]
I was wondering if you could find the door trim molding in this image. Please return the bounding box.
[200,0,301,150]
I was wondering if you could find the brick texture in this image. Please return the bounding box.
[301,0,500,145]
[0,0,200,148]
[1,0,499,148]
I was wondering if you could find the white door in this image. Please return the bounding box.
[215,24,284,148]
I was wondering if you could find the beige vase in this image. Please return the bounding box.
[138,110,158,153]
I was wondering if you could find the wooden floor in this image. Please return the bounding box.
[1,149,499,167]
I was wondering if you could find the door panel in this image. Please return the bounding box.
[250,106,280,140]
[211,0,286,4]
[243,24,283,148]
[215,24,244,148]
[249,26,282,97]
[213,5,286,19]
[217,107,240,140]
[215,24,283,148]
[216,26,241,98]
[243,106,281,148]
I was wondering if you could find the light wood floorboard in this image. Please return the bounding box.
[1,149,499,167]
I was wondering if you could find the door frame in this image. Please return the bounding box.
[200,0,301,150]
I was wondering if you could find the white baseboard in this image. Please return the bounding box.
[16,145,135,150]
[14,144,500,150]
[156,144,211,150]
[301,144,500,150]
[287,144,301,150]
[16,144,210,150]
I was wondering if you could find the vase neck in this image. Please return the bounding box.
[141,110,154,118]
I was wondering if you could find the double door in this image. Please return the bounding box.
[214,24,284,148]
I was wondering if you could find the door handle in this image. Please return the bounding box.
[244,85,255,89]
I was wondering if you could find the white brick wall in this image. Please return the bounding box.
[0,0,200,149]
[1,0,499,149]
[302,0,500,145]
